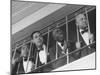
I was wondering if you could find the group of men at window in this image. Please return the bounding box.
[11,13,95,75]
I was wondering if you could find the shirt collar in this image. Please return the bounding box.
[80,29,84,32]
[37,44,46,52]
[57,41,64,47]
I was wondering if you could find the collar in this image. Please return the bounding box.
[80,29,84,32]
[57,41,64,47]
[37,44,46,52]
[80,28,88,34]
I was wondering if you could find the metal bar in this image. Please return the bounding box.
[46,27,50,63]
[35,52,38,69]
[76,25,80,42]
[66,16,69,64]
[26,41,32,73]
[16,63,20,75]
[85,8,91,44]
[56,42,58,60]
[55,23,59,60]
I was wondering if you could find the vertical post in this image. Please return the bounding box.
[76,24,80,43]
[85,8,91,44]
[35,51,38,69]
[55,23,59,60]
[16,63,20,75]
[26,41,32,73]
[56,42,58,60]
[46,27,50,64]
[85,8,90,34]
[66,16,69,64]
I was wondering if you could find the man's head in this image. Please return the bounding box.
[21,45,28,57]
[31,31,43,47]
[52,28,64,42]
[75,14,87,29]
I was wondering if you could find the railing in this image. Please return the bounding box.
[18,42,95,74]
[11,5,96,60]
[11,6,96,50]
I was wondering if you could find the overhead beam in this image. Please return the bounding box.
[12,4,66,35]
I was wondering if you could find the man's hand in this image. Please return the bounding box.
[12,58,16,65]
[76,41,81,49]
[31,63,35,70]
[89,33,94,44]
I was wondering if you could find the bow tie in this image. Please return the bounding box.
[23,57,28,61]
[61,42,64,46]
[37,48,44,52]
[81,28,88,34]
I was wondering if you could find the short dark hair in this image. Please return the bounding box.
[31,31,41,39]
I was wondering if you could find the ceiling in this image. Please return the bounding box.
[12,1,49,24]
[11,1,84,46]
